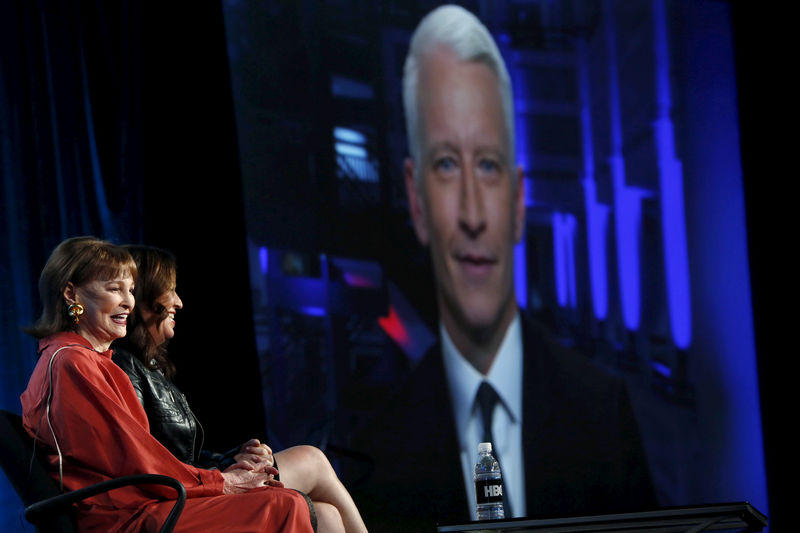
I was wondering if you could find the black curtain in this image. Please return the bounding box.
[2,1,263,529]
[1,0,142,409]
[1,1,142,525]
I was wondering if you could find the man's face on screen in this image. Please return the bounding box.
[405,46,524,355]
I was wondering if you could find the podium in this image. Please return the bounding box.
[437,502,767,532]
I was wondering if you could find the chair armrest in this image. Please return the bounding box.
[24,474,186,533]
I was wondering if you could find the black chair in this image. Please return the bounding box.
[0,409,186,533]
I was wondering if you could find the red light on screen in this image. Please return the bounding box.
[378,306,410,348]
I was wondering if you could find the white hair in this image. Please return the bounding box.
[402,4,516,185]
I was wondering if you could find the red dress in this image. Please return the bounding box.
[21,332,314,532]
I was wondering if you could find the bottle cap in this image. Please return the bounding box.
[478,442,492,453]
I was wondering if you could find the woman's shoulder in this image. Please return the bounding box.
[39,330,91,349]
[37,333,118,385]
[39,332,101,363]
[111,343,149,374]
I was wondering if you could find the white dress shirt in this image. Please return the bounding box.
[440,313,526,519]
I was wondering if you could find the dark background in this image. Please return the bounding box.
[0,0,785,531]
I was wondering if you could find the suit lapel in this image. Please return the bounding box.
[417,343,471,522]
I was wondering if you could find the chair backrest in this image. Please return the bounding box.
[0,408,76,532]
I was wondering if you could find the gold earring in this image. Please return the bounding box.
[67,303,85,324]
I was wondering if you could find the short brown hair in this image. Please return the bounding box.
[26,236,137,339]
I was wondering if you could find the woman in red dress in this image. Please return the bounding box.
[21,236,315,532]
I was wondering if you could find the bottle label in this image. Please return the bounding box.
[475,479,503,505]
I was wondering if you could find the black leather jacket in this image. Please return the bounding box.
[112,344,237,470]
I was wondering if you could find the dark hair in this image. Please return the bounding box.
[26,236,138,339]
[120,245,178,378]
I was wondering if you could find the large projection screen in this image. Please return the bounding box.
[221,0,767,525]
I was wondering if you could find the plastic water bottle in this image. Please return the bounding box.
[474,442,504,520]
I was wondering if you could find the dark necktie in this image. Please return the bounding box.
[476,381,512,517]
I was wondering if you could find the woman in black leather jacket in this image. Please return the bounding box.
[112,245,368,533]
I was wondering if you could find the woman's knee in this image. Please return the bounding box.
[275,445,337,490]
[295,446,335,476]
[312,446,335,468]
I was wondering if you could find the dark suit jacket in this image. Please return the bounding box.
[348,313,656,532]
